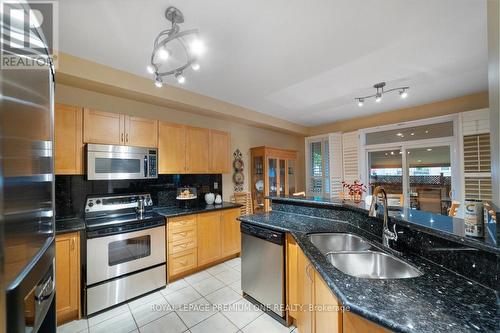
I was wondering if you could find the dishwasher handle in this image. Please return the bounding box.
[240,223,284,245]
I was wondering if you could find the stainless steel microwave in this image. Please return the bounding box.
[87,144,158,180]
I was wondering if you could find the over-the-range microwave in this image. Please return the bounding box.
[86,143,158,180]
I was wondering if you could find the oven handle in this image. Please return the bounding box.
[144,155,148,178]
[86,219,165,239]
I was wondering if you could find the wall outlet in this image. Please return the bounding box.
[214,182,219,190]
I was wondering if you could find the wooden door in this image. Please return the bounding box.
[125,116,158,147]
[286,234,299,320]
[343,312,390,333]
[197,212,222,265]
[314,271,342,333]
[221,208,241,257]
[186,126,209,173]
[83,108,124,145]
[55,104,84,174]
[209,130,230,173]
[158,122,186,173]
[55,232,80,325]
[297,248,313,333]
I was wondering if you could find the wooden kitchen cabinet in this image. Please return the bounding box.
[84,109,157,147]
[55,232,80,325]
[55,104,84,174]
[197,211,222,265]
[314,270,342,333]
[343,312,390,333]
[209,129,231,173]
[297,247,314,333]
[286,234,299,320]
[125,116,158,147]
[83,108,124,145]
[221,208,241,257]
[186,126,209,173]
[158,122,186,173]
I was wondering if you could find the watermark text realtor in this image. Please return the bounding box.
[1,0,58,69]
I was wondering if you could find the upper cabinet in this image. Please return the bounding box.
[83,108,123,145]
[209,130,231,173]
[158,122,186,174]
[55,104,231,175]
[55,104,84,175]
[126,116,158,147]
[83,108,158,147]
[186,126,209,174]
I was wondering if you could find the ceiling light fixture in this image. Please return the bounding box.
[148,6,204,87]
[355,82,410,106]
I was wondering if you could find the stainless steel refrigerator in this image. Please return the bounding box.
[0,3,56,333]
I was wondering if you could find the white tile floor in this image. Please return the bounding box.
[57,258,296,333]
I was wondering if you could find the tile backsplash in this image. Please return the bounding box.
[55,174,222,219]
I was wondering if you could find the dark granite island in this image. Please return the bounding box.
[238,195,500,333]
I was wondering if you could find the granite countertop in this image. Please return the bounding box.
[268,195,499,254]
[238,211,499,333]
[154,201,242,218]
[55,217,85,235]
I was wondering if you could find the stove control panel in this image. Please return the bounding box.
[85,193,153,213]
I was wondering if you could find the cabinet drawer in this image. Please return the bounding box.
[168,216,196,231]
[168,227,196,243]
[168,238,197,255]
[169,249,197,276]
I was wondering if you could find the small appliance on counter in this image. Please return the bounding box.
[176,187,198,209]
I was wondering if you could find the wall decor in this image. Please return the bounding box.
[233,149,244,192]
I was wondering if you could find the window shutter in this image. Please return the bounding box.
[461,109,491,201]
[309,141,323,194]
[342,131,359,185]
[329,133,343,198]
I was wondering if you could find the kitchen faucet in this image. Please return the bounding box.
[368,186,397,248]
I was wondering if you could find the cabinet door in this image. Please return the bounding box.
[186,127,209,173]
[55,104,84,174]
[56,232,80,325]
[314,271,342,333]
[221,208,241,257]
[343,312,390,333]
[197,212,222,265]
[158,122,186,174]
[125,116,158,147]
[209,130,230,173]
[286,234,299,320]
[297,248,314,333]
[83,108,124,145]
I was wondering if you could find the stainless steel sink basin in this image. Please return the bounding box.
[308,233,372,254]
[326,251,423,279]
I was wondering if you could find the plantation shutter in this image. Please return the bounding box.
[342,131,359,185]
[461,109,492,201]
[329,133,343,198]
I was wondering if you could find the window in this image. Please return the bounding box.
[307,138,329,196]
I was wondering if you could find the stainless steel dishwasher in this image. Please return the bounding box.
[241,223,286,323]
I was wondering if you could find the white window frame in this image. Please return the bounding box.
[305,134,330,197]
[359,114,463,207]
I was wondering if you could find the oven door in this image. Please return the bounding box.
[86,226,165,285]
[87,150,147,180]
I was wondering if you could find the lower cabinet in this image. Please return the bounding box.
[286,234,390,333]
[55,232,81,325]
[167,208,241,280]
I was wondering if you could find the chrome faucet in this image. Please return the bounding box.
[368,186,397,248]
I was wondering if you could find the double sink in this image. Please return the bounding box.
[309,233,422,279]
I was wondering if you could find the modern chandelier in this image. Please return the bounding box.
[147,6,205,88]
[355,82,409,107]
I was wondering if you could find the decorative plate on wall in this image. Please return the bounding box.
[233,149,244,192]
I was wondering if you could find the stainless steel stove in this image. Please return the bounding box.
[84,193,166,315]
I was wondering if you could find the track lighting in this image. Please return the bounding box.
[355,82,410,106]
[148,6,204,87]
